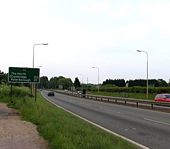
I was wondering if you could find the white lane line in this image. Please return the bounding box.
[144,118,170,126]
[132,128,137,130]
[42,93,150,149]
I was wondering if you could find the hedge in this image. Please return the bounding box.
[87,86,170,94]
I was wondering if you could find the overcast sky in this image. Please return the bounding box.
[1,0,170,84]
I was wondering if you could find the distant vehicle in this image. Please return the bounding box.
[48,91,55,96]
[77,91,82,95]
[154,94,170,102]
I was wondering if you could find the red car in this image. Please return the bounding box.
[154,94,170,102]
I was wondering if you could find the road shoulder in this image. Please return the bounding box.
[0,103,48,149]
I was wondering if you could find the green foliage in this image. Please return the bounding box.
[157,79,168,87]
[48,77,59,89]
[0,71,8,84]
[40,76,49,89]
[0,85,30,103]
[103,79,126,87]
[58,78,73,89]
[127,79,168,87]
[42,76,73,90]
[102,79,168,87]
[74,77,81,88]
[12,86,30,96]
[0,85,10,102]
[97,86,170,94]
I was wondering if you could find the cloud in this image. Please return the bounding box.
[82,0,111,15]
[108,3,134,20]
[82,1,135,20]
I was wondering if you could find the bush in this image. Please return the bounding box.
[0,85,10,99]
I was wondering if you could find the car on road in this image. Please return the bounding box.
[48,91,55,96]
[77,91,82,95]
[154,94,170,102]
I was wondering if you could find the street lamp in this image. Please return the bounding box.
[32,43,48,100]
[137,50,148,98]
[92,66,99,92]
[33,43,48,68]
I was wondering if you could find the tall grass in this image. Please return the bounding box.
[0,85,30,102]
[0,85,10,100]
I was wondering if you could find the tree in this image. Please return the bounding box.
[102,79,126,87]
[40,76,49,89]
[0,71,7,84]
[127,79,146,87]
[74,77,81,88]
[127,79,168,87]
[49,77,59,89]
[158,79,168,87]
[58,77,73,89]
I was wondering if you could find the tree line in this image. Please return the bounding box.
[40,77,169,90]
[39,76,81,89]
[0,69,169,89]
[103,79,169,87]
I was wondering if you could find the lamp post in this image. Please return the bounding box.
[33,43,48,68]
[32,43,48,100]
[92,66,99,92]
[137,50,148,99]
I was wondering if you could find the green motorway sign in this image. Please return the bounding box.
[8,67,40,83]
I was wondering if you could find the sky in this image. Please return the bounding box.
[1,0,170,84]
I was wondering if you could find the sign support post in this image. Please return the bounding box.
[35,84,37,102]
[10,84,13,103]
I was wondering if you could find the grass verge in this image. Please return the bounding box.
[0,85,138,149]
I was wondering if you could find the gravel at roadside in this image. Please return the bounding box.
[0,103,48,149]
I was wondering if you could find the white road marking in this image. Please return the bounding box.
[144,118,170,126]
[132,128,137,130]
[124,129,128,131]
[42,92,150,149]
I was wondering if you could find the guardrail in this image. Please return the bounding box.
[55,90,170,109]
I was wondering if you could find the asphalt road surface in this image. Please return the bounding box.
[42,90,170,149]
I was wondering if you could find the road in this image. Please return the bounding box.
[42,90,170,149]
